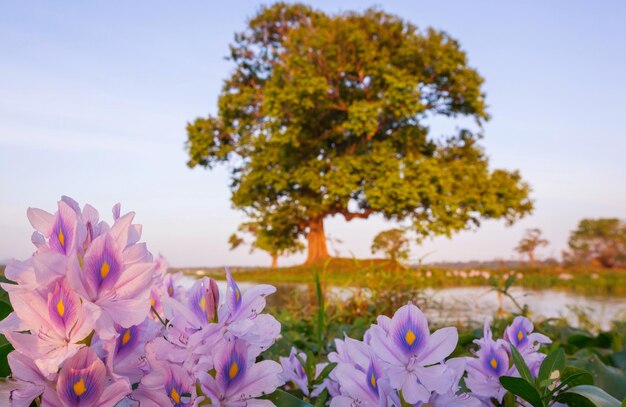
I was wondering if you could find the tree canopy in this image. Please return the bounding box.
[566,218,626,268]
[515,228,549,268]
[371,228,410,263]
[186,3,533,263]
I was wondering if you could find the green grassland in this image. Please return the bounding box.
[178,258,626,296]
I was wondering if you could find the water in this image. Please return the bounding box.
[179,275,626,330]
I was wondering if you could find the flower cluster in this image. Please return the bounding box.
[0,197,283,406]
[465,316,551,404]
[280,304,552,406]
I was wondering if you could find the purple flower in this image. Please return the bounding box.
[131,342,201,407]
[428,357,482,406]
[27,200,78,257]
[279,347,309,395]
[330,351,397,407]
[368,303,459,404]
[67,231,155,340]
[465,321,512,403]
[1,278,100,377]
[92,318,162,384]
[44,347,130,407]
[0,351,52,407]
[199,339,283,406]
[503,316,551,375]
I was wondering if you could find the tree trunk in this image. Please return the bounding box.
[271,255,278,268]
[306,217,329,263]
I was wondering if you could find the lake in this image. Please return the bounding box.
[179,275,626,330]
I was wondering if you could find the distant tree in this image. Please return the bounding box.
[371,228,410,263]
[566,218,626,268]
[229,220,304,268]
[186,3,533,263]
[515,228,549,268]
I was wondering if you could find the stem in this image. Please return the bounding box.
[151,306,167,327]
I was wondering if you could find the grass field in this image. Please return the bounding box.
[177,257,626,296]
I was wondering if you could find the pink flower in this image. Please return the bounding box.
[1,278,100,377]
[43,347,130,407]
[199,339,283,406]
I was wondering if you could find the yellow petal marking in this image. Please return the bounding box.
[100,261,110,279]
[229,361,239,380]
[168,286,173,295]
[150,297,155,307]
[517,330,524,341]
[73,378,87,396]
[235,288,241,302]
[199,296,206,311]
[122,328,131,345]
[405,329,416,346]
[170,387,181,403]
[56,298,65,317]
[370,373,377,388]
[58,228,65,247]
[490,358,498,369]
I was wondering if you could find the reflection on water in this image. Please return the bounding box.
[179,275,626,330]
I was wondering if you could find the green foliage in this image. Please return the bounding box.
[0,277,13,377]
[371,228,410,262]
[185,3,533,259]
[263,389,314,406]
[500,346,620,407]
[566,218,626,268]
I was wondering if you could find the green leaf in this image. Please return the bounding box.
[556,385,621,407]
[500,376,544,407]
[262,389,314,406]
[550,370,594,396]
[538,347,565,384]
[0,334,14,377]
[611,351,626,371]
[504,274,517,290]
[314,388,329,407]
[509,344,534,384]
[0,301,12,320]
[312,362,336,385]
[569,352,626,399]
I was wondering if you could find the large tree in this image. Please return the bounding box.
[371,228,410,263]
[186,3,533,263]
[515,228,549,268]
[566,218,626,268]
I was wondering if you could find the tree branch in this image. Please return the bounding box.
[340,208,373,221]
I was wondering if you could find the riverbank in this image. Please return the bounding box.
[175,258,626,296]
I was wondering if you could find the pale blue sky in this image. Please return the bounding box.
[1,1,625,267]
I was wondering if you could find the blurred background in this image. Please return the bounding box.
[1,1,625,268]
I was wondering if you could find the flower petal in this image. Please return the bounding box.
[419,327,458,366]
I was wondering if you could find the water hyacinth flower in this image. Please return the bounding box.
[0,351,53,407]
[1,278,100,377]
[465,321,512,403]
[368,303,459,404]
[43,347,130,407]
[218,268,281,353]
[67,227,155,339]
[199,339,283,406]
[330,350,397,407]
[278,348,332,398]
[427,358,482,406]
[92,318,162,384]
[503,316,551,375]
[279,347,309,395]
[131,342,201,407]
